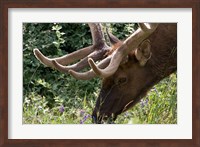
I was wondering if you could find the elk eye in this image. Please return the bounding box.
[116,77,127,85]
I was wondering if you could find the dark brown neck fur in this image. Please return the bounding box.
[147,23,177,80]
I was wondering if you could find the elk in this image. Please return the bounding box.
[34,23,177,124]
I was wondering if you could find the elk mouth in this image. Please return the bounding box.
[91,94,137,124]
[91,91,122,124]
[92,87,125,124]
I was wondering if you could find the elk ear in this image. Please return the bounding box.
[135,39,152,66]
[106,28,121,45]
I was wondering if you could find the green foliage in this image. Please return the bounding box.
[108,23,138,39]
[52,24,65,52]
[23,23,177,124]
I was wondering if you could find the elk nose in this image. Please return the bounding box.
[92,114,98,123]
[92,112,103,124]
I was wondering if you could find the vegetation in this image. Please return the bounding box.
[23,23,177,124]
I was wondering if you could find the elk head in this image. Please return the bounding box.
[34,23,177,124]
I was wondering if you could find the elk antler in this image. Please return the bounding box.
[86,23,158,78]
[69,23,158,79]
[34,23,158,80]
[34,23,110,75]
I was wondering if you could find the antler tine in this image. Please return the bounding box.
[50,47,109,73]
[138,23,158,32]
[69,70,96,80]
[34,23,110,73]
[88,23,158,78]
[88,23,106,47]
[33,46,93,68]
[106,28,121,45]
[138,23,149,32]
[69,56,111,80]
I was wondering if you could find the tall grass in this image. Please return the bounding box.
[23,73,177,124]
